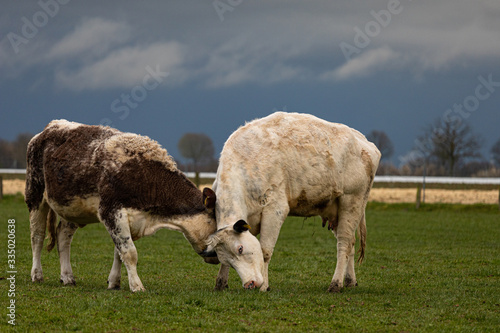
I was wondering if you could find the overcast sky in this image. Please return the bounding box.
[1,0,499,164]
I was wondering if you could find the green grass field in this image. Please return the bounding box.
[1,194,499,332]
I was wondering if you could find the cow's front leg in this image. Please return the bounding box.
[102,209,145,292]
[57,219,78,285]
[258,204,288,292]
[107,247,122,290]
[214,264,230,291]
[115,236,144,292]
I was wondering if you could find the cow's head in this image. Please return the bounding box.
[203,220,264,289]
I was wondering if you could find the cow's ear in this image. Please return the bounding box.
[233,220,251,233]
[203,187,216,209]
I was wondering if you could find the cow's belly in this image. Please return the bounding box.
[287,182,341,218]
[47,194,101,225]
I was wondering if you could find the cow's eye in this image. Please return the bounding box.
[238,245,243,254]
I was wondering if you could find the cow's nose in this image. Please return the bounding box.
[244,281,256,289]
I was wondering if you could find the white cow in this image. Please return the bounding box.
[204,112,380,292]
[26,120,218,292]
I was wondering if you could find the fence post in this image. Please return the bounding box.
[416,185,421,209]
[498,186,500,211]
[0,176,3,200]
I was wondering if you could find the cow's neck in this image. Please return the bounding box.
[213,179,249,228]
[139,212,215,253]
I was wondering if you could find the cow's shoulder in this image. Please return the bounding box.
[102,132,177,172]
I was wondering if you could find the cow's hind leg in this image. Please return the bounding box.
[102,208,145,292]
[30,203,50,282]
[344,236,358,288]
[57,219,78,285]
[107,247,122,290]
[328,194,364,293]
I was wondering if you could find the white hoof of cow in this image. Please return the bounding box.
[344,277,358,288]
[328,281,342,293]
[130,285,146,292]
[60,275,76,286]
[31,268,43,282]
[107,280,121,290]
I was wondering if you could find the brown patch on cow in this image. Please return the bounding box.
[25,134,46,211]
[289,190,332,217]
[289,190,309,215]
[100,158,206,222]
[31,123,118,207]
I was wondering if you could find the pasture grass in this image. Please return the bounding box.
[1,194,499,332]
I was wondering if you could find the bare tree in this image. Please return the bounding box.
[491,138,500,167]
[425,118,482,176]
[366,130,394,161]
[13,133,33,169]
[178,133,215,186]
[0,133,33,168]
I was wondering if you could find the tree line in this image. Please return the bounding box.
[1,118,499,179]
[369,117,500,177]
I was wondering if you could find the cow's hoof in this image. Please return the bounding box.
[31,269,43,282]
[214,284,229,291]
[328,282,342,293]
[130,285,146,292]
[344,277,357,288]
[214,279,228,291]
[60,276,76,286]
[107,279,121,290]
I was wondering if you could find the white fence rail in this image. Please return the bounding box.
[2,169,498,185]
[374,176,500,185]
[0,169,27,175]
[1,169,499,207]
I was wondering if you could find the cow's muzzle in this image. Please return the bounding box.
[244,280,260,290]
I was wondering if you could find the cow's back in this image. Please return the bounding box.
[26,120,119,210]
[217,112,380,210]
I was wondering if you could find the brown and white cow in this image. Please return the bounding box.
[26,120,218,292]
[204,112,381,292]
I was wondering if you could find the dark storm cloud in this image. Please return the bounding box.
[1,0,499,161]
[2,0,499,90]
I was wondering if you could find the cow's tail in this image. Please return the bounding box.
[25,133,57,252]
[25,133,45,211]
[46,209,57,252]
[357,212,367,264]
